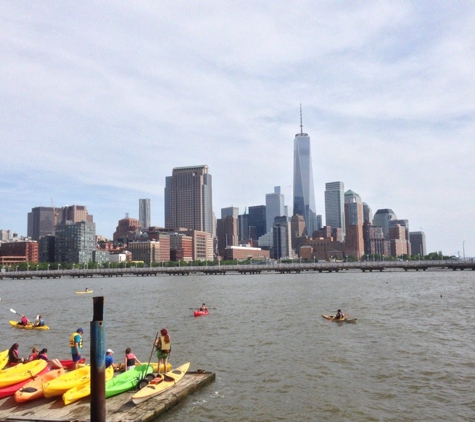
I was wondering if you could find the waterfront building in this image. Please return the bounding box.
[363,224,389,257]
[389,224,408,257]
[0,240,39,264]
[139,199,151,229]
[373,209,397,239]
[113,217,141,244]
[54,220,96,264]
[344,190,364,259]
[216,214,238,258]
[27,207,55,240]
[324,181,345,238]
[266,187,285,233]
[164,165,213,235]
[147,229,171,263]
[222,245,270,261]
[272,216,291,259]
[390,219,411,256]
[293,107,318,236]
[128,240,160,265]
[409,231,426,257]
[169,233,193,262]
[38,235,55,263]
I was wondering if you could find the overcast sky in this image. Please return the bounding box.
[1,1,474,257]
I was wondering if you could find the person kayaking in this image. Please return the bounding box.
[200,303,208,312]
[17,315,29,326]
[334,309,345,320]
[85,287,89,292]
[34,315,45,327]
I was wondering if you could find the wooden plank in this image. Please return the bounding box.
[0,372,215,422]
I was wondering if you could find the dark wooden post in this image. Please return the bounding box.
[90,296,106,421]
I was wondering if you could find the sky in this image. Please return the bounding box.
[1,1,474,257]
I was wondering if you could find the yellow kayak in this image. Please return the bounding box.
[76,290,93,294]
[0,360,48,388]
[9,320,50,330]
[136,362,171,373]
[43,366,91,398]
[62,366,114,405]
[0,350,8,370]
[131,362,190,405]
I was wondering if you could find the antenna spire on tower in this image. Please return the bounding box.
[300,103,303,134]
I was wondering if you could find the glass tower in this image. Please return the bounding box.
[139,198,151,229]
[293,107,317,236]
[324,181,345,237]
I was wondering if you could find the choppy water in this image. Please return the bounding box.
[1,270,474,421]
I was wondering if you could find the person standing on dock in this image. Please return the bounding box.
[155,328,171,375]
[69,327,84,370]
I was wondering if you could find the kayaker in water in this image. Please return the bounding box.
[124,348,141,371]
[334,309,345,320]
[34,315,45,327]
[17,315,30,326]
[155,328,171,375]
[200,303,208,312]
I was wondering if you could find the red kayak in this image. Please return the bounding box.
[0,365,50,399]
[194,310,209,317]
[59,357,86,370]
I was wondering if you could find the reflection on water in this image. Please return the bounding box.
[1,270,474,421]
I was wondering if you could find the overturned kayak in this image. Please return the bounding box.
[9,320,50,330]
[194,310,209,317]
[322,314,357,323]
[14,367,66,403]
[131,362,190,405]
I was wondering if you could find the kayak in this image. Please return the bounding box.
[0,350,8,370]
[43,365,91,398]
[62,365,114,405]
[14,367,66,403]
[194,310,209,317]
[322,314,357,323]
[59,357,86,370]
[137,362,171,373]
[76,290,93,294]
[0,365,50,399]
[106,363,154,399]
[9,320,50,330]
[0,360,48,388]
[131,362,190,405]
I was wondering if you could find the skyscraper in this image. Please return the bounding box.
[344,190,364,259]
[324,181,345,237]
[164,165,213,235]
[139,199,151,229]
[27,207,55,240]
[266,186,285,233]
[293,106,317,236]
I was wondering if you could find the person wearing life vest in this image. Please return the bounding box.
[154,328,171,375]
[69,327,84,370]
[334,309,345,320]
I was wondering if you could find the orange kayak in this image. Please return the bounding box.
[14,368,66,403]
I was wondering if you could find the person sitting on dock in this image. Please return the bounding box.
[28,347,39,361]
[200,303,208,312]
[8,343,24,365]
[37,348,63,368]
[334,309,345,320]
[105,349,115,369]
[17,315,29,326]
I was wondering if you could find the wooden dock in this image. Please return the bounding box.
[0,371,215,422]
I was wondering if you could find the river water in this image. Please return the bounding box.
[0,270,474,421]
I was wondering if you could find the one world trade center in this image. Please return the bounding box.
[293,106,318,236]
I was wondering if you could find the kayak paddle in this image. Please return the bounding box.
[10,308,22,317]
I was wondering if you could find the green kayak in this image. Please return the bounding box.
[105,363,154,399]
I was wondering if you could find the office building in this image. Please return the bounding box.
[128,240,160,265]
[373,209,397,239]
[139,199,151,229]
[293,107,318,236]
[221,207,239,219]
[55,220,96,264]
[164,165,213,235]
[272,216,291,259]
[216,214,238,257]
[27,207,56,240]
[344,190,364,259]
[409,231,426,257]
[324,182,345,237]
[60,205,92,224]
[248,205,267,241]
[266,186,285,233]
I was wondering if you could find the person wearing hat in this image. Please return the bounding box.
[105,349,115,369]
[69,327,84,370]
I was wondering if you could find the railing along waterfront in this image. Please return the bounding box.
[0,259,474,280]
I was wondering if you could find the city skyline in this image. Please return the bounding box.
[1,2,474,257]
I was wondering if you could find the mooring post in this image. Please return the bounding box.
[91,296,106,421]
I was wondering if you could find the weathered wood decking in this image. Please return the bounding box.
[0,371,215,422]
